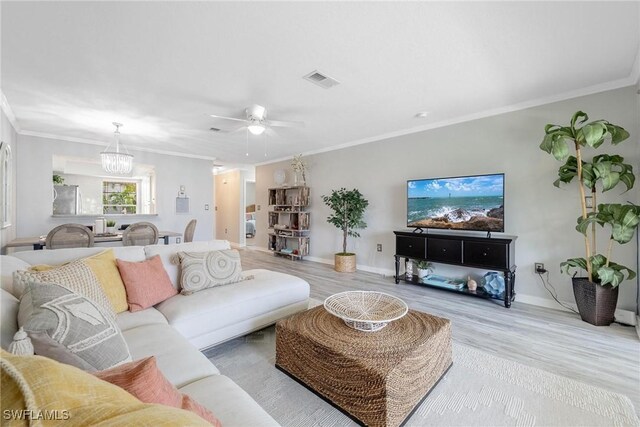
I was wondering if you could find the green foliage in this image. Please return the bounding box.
[576,204,640,244]
[540,111,629,161]
[321,188,369,254]
[106,220,117,227]
[415,260,433,271]
[540,111,636,287]
[554,155,634,192]
[52,175,64,185]
[561,255,636,287]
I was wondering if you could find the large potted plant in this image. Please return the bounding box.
[322,188,369,273]
[540,111,638,326]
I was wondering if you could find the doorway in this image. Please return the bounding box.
[244,181,256,246]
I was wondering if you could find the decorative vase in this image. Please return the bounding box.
[106,226,115,234]
[417,268,430,279]
[572,277,618,326]
[335,253,356,273]
[467,276,477,291]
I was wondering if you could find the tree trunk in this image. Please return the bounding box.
[343,200,348,254]
[575,144,593,281]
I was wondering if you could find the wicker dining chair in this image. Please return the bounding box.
[183,219,197,243]
[121,222,159,246]
[45,224,95,249]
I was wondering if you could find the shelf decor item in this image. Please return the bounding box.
[323,291,408,332]
[322,188,369,273]
[539,111,636,326]
[267,186,310,260]
[482,272,505,295]
[291,154,307,186]
[415,260,433,279]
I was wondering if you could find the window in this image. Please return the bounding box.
[0,142,12,228]
[102,181,137,214]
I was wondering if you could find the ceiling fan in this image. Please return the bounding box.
[208,104,304,135]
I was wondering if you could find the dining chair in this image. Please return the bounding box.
[122,222,159,246]
[184,219,197,243]
[45,224,95,249]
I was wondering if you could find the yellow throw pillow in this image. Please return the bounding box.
[28,250,128,313]
[0,350,211,426]
[83,250,128,313]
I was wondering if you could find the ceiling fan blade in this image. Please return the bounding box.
[265,119,305,128]
[208,113,248,123]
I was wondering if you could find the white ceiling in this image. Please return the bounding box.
[2,1,639,166]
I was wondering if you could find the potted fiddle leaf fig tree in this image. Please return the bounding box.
[540,111,638,326]
[322,188,369,273]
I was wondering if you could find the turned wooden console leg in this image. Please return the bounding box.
[394,256,400,284]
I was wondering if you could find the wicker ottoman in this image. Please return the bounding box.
[275,306,452,427]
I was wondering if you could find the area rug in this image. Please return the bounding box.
[205,323,639,427]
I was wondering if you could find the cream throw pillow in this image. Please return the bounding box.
[14,259,115,319]
[178,249,244,295]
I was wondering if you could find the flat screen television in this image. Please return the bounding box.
[407,173,504,232]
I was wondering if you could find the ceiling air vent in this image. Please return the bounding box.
[303,70,340,89]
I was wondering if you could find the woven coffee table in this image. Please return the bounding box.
[276,306,452,427]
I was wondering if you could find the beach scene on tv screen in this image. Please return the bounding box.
[407,174,504,231]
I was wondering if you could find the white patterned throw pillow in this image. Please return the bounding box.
[21,281,132,371]
[178,250,244,295]
[14,260,115,319]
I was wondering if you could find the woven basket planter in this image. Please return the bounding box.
[335,253,356,273]
[572,277,619,326]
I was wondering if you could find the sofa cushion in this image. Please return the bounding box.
[1,350,211,426]
[21,282,132,371]
[116,307,168,332]
[15,259,115,319]
[95,356,222,426]
[156,269,310,343]
[179,374,279,427]
[29,249,129,314]
[13,245,146,265]
[0,256,31,298]
[179,249,244,295]
[122,324,219,388]
[117,255,178,312]
[1,289,19,350]
[144,240,231,288]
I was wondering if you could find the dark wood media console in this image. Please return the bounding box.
[394,230,517,307]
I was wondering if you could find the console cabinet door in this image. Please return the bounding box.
[396,236,426,259]
[464,241,508,269]
[426,238,462,263]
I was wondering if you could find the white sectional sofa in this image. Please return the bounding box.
[0,240,311,426]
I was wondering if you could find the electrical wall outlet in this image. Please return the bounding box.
[376,243,382,252]
[205,204,209,210]
[535,263,546,274]
[176,237,181,244]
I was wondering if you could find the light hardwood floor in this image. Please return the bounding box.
[239,248,640,413]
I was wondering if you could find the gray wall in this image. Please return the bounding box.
[256,86,640,311]
[0,110,18,248]
[15,134,215,243]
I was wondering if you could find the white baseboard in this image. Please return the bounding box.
[304,255,396,277]
[516,294,637,325]
[636,316,640,339]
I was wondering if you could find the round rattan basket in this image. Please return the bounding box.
[323,291,409,332]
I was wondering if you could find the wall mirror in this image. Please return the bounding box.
[0,142,12,228]
[52,155,156,216]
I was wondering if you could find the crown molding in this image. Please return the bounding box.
[256,76,638,167]
[0,91,20,133]
[18,130,218,161]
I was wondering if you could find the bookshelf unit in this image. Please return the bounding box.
[267,186,310,260]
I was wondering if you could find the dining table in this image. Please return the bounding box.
[5,231,183,250]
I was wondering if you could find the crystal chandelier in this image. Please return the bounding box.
[101,122,133,174]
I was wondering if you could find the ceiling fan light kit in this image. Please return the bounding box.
[101,122,133,174]
[247,122,266,135]
[208,104,304,135]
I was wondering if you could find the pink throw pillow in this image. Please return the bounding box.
[95,357,222,426]
[116,255,177,312]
